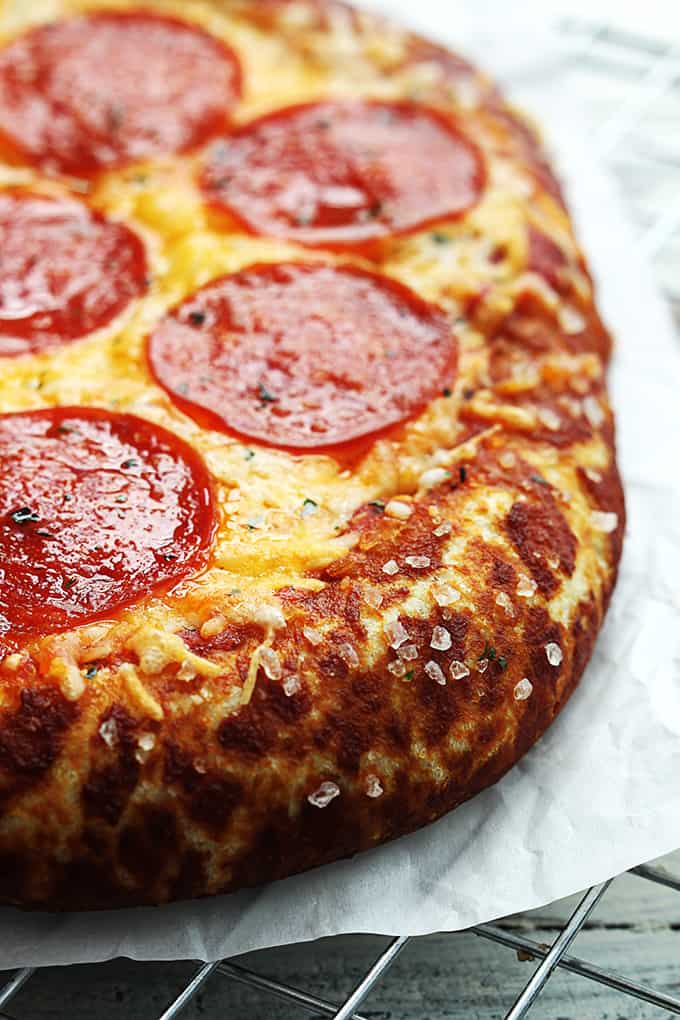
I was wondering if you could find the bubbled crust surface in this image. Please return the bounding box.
[0,0,624,909]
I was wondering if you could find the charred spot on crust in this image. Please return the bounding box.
[164,742,244,835]
[505,492,576,597]
[180,621,264,657]
[82,705,139,825]
[0,687,78,805]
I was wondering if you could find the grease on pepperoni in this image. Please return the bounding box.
[0,191,147,357]
[0,12,241,175]
[0,408,215,637]
[201,100,484,248]
[148,262,456,450]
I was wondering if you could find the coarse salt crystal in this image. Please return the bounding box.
[363,587,383,609]
[425,660,447,685]
[385,620,409,649]
[405,555,431,569]
[200,614,226,639]
[591,510,618,533]
[495,591,514,615]
[365,774,384,798]
[585,467,602,484]
[433,520,452,537]
[385,499,413,520]
[303,625,323,646]
[419,467,450,489]
[478,658,489,673]
[582,395,605,428]
[514,678,533,701]
[387,659,407,677]
[135,732,156,762]
[283,675,301,697]
[308,781,340,809]
[545,642,563,666]
[537,406,561,431]
[382,559,399,576]
[450,660,470,680]
[177,659,197,681]
[547,554,560,570]
[430,625,452,651]
[259,647,282,680]
[516,574,537,598]
[398,643,419,661]
[558,304,586,335]
[338,642,360,668]
[255,604,286,630]
[98,718,118,748]
[499,450,516,469]
[434,584,460,606]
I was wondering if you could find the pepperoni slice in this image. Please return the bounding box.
[200,101,484,248]
[0,407,215,637]
[148,262,456,450]
[527,227,569,293]
[0,191,147,357]
[0,12,241,175]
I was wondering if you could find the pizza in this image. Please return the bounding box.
[0,0,624,910]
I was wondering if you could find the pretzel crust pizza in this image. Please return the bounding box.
[0,0,624,909]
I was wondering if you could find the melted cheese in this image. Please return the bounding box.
[0,0,607,679]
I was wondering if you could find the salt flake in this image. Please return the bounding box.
[405,555,431,569]
[545,642,563,666]
[450,660,470,680]
[308,781,340,809]
[365,774,384,798]
[514,678,533,701]
[425,660,447,685]
[385,620,409,649]
[591,510,618,534]
[430,626,452,651]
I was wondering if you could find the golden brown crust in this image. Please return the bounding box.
[0,0,624,909]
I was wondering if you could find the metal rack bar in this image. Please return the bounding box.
[474,923,680,1015]
[0,971,33,1012]
[331,936,410,1020]
[217,961,372,1020]
[501,882,611,1020]
[157,962,220,1020]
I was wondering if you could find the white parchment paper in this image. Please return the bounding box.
[2,3,679,969]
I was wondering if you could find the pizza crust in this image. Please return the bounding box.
[0,0,624,909]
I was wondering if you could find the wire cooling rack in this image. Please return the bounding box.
[1,15,679,1020]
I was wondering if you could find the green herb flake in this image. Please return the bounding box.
[244,448,255,461]
[531,474,550,487]
[10,507,40,525]
[64,579,77,590]
[497,656,508,672]
[84,666,98,679]
[302,497,318,517]
[479,642,496,662]
[431,232,450,245]
[404,670,415,681]
[257,380,277,403]
[442,387,452,397]
[369,500,386,512]
[189,310,206,327]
